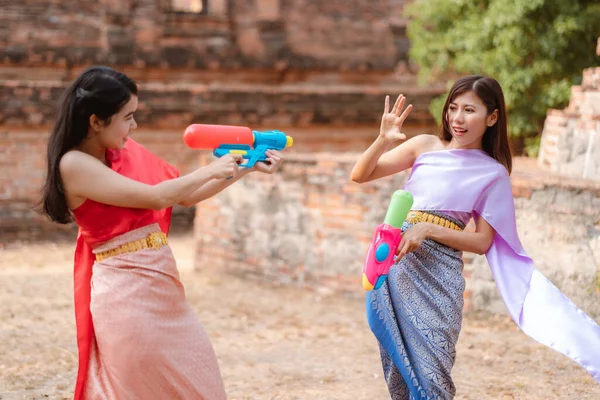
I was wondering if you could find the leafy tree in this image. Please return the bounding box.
[406,0,600,155]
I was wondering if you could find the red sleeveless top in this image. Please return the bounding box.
[70,139,179,399]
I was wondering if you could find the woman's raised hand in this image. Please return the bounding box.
[380,94,413,144]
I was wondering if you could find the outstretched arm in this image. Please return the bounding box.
[60,150,241,210]
[179,168,252,207]
[179,149,285,207]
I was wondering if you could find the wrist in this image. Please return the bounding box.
[425,223,439,239]
[204,164,218,180]
[230,165,253,181]
[375,135,391,149]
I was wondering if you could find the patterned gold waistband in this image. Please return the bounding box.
[95,232,169,262]
[406,211,463,231]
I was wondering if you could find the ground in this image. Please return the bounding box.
[1,232,599,400]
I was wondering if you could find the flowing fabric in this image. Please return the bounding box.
[71,139,225,399]
[85,223,226,399]
[368,213,467,399]
[367,149,600,397]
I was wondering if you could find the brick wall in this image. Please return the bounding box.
[0,80,440,129]
[193,154,600,319]
[0,0,413,72]
[538,36,600,181]
[0,0,442,241]
[0,123,435,242]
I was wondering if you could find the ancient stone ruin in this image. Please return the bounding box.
[538,37,600,181]
[0,2,598,317]
[0,0,439,240]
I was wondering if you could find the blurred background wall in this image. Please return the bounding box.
[0,0,598,316]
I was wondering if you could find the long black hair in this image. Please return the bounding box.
[439,75,512,174]
[40,66,138,224]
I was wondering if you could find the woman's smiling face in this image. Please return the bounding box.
[94,95,138,150]
[446,90,497,150]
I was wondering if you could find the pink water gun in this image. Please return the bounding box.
[362,190,414,290]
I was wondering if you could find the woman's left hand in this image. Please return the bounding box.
[395,223,432,262]
[253,150,285,174]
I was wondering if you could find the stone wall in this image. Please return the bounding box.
[0,77,440,239]
[193,154,600,319]
[0,80,439,130]
[193,152,397,291]
[0,119,438,242]
[0,0,413,72]
[0,0,443,240]
[538,37,600,181]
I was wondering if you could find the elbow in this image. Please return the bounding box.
[178,198,197,208]
[150,203,167,211]
[475,241,493,255]
[350,166,362,183]
[150,196,172,210]
[350,170,367,184]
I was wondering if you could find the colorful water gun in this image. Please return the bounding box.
[362,190,414,291]
[183,124,293,168]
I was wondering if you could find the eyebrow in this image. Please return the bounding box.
[450,102,477,108]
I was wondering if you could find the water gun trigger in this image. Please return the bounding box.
[213,145,274,168]
[244,145,270,168]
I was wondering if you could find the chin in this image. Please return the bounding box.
[108,141,126,150]
[452,134,468,142]
[452,135,474,148]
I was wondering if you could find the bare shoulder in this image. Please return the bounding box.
[410,134,446,157]
[59,150,103,179]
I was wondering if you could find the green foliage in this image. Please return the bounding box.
[429,95,446,128]
[406,0,600,155]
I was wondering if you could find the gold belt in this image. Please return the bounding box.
[95,232,168,262]
[406,211,463,231]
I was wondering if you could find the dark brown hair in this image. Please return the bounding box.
[40,66,138,224]
[439,75,512,174]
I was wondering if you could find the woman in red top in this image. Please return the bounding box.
[40,66,284,399]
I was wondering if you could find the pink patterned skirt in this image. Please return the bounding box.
[85,223,227,399]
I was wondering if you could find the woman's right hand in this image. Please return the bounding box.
[380,94,413,144]
[208,154,243,179]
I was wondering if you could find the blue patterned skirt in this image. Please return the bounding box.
[366,212,466,399]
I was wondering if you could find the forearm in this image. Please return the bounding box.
[351,136,389,182]
[152,166,215,209]
[425,223,493,255]
[179,167,253,207]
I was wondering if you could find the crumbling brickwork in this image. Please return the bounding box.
[0,0,440,238]
[193,154,600,318]
[538,37,600,181]
[0,0,413,71]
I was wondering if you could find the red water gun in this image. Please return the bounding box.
[183,124,293,168]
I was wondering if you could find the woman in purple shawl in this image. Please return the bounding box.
[351,75,600,399]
